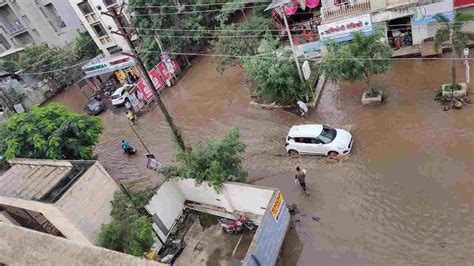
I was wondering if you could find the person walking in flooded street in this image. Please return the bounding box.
[127,111,136,125]
[295,166,307,192]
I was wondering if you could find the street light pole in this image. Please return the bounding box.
[280,6,304,83]
[103,5,186,151]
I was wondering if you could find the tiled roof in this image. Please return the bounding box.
[0,159,73,200]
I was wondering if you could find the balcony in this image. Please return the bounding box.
[321,0,371,21]
[386,0,414,9]
[5,21,26,36]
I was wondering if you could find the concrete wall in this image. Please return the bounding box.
[176,179,233,212]
[223,183,275,216]
[55,162,119,244]
[412,23,442,45]
[145,182,186,240]
[244,191,290,266]
[0,223,159,266]
[174,180,277,216]
[0,195,90,243]
[371,0,386,12]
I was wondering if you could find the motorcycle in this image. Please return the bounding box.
[158,238,186,264]
[123,146,137,155]
[218,215,257,234]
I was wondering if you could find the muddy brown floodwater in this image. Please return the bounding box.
[52,54,474,265]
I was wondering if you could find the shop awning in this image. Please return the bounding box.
[264,0,293,11]
[82,54,136,79]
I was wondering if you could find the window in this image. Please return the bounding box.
[0,34,11,50]
[91,23,107,37]
[107,45,122,55]
[78,1,94,15]
[293,137,315,144]
[103,0,117,6]
[317,126,337,144]
[44,3,67,29]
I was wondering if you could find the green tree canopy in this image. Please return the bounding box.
[242,41,309,105]
[98,189,155,256]
[74,29,101,59]
[128,0,216,69]
[159,128,247,192]
[211,13,276,73]
[0,104,103,160]
[318,30,393,93]
[433,12,474,96]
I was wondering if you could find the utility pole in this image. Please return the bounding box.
[102,5,186,151]
[280,6,304,83]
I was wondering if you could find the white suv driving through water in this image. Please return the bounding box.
[285,124,353,156]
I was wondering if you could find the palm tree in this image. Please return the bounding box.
[434,12,474,105]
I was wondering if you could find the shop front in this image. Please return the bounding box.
[267,0,322,58]
[81,54,139,93]
[386,15,413,50]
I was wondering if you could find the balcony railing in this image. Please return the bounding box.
[6,21,26,35]
[321,0,371,21]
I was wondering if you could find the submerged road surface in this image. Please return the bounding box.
[52,55,474,265]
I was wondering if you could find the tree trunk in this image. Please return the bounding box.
[451,57,456,106]
[364,71,372,95]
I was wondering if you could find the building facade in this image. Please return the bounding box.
[0,0,83,57]
[318,0,456,53]
[68,0,133,56]
[0,158,119,244]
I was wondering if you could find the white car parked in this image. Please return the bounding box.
[110,84,132,106]
[286,124,353,156]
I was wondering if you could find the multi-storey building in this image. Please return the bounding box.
[68,0,133,56]
[68,0,143,93]
[0,0,83,57]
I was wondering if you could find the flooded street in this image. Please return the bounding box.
[51,55,474,265]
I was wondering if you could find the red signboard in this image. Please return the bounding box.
[136,80,155,103]
[454,0,474,8]
[156,60,180,81]
[149,68,165,93]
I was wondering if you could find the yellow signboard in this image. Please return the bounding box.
[271,192,284,222]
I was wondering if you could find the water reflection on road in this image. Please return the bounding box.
[52,55,474,265]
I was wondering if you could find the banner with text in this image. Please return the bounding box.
[149,68,165,93]
[136,80,155,103]
[318,14,372,41]
[157,59,180,81]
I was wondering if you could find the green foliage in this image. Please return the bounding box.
[0,104,103,160]
[17,44,78,84]
[242,41,309,105]
[159,128,247,192]
[434,12,474,91]
[434,13,474,56]
[74,29,101,59]
[319,30,393,92]
[211,13,276,73]
[129,0,217,70]
[98,189,155,256]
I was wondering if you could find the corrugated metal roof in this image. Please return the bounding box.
[0,159,73,200]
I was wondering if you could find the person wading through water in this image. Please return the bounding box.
[295,166,307,192]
